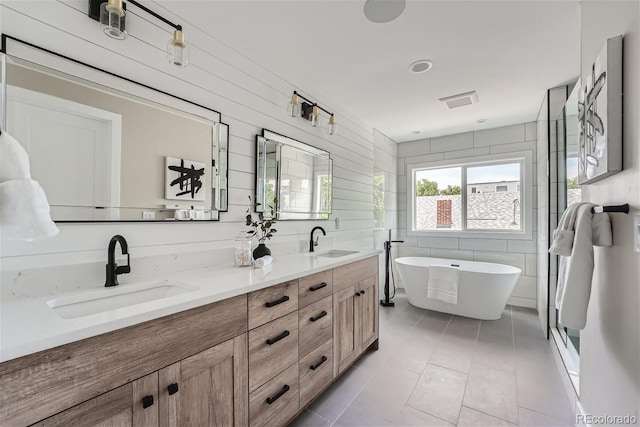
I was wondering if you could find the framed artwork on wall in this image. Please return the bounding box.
[578,34,623,184]
[165,156,206,201]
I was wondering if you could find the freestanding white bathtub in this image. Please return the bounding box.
[395,257,521,320]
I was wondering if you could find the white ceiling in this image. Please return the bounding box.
[163,1,581,143]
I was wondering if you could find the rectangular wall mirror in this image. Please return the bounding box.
[0,35,228,222]
[256,129,332,220]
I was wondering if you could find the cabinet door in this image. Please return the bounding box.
[159,334,248,427]
[33,373,158,427]
[356,276,378,351]
[333,285,358,375]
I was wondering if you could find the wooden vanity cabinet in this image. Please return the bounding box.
[332,257,379,376]
[3,256,380,427]
[33,334,248,427]
[32,373,159,427]
[158,333,248,427]
[356,276,378,351]
[0,295,248,426]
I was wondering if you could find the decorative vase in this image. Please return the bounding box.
[253,243,271,260]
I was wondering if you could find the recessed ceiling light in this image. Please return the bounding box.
[411,130,421,135]
[364,0,406,24]
[409,60,433,73]
[477,118,488,123]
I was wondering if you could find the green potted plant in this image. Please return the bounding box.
[245,196,277,259]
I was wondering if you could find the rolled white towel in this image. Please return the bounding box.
[0,130,31,181]
[0,179,59,241]
[254,255,273,268]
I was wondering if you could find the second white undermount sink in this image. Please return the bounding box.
[307,250,359,258]
[47,281,197,319]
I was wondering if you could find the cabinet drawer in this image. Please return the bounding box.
[248,312,298,392]
[333,256,377,292]
[299,340,333,408]
[249,363,299,427]
[298,270,333,308]
[248,280,298,329]
[298,296,332,359]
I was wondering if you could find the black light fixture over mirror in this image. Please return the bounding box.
[88,0,189,67]
[287,90,337,135]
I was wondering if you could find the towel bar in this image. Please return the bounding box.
[591,204,630,214]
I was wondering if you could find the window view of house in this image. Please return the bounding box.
[414,166,462,230]
[467,162,521,230]
[412,161,522,232]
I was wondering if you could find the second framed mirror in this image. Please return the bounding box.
[255,129,332,220]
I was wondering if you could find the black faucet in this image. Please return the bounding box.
[309,226,326,253]
[105,235,131,287]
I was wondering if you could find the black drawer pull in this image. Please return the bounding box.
[310,282,327,292]
[355,291,361,296]
[265,295,290,308]
[142,395,154,409]
[310,311,328,322]
[310,356,328,371]
[168,383,179,395]
[266,384,290,404]
[360,289,365,294]
[266,330,290,345]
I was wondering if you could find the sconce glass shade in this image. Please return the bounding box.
[327,114,337,135]
[287,93,301,117]
[167,29,190,67]
[100,0,126,40]
[310,105,320,127]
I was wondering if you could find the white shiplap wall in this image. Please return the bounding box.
[397,123,539,308]
[0,2,378,273]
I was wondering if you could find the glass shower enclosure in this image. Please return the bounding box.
[552,81,582,392]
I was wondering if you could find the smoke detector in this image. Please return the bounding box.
[439,91,479,109]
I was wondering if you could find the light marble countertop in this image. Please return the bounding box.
[0,249,381,362]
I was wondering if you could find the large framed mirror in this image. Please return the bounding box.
[256,129,332,220]
[0,35,228,222]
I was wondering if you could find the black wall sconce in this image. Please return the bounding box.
[288,90,337,135]
[88,0,190,67]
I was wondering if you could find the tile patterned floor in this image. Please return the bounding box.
[290,291,576,427]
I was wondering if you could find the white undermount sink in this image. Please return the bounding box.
[307,250,359,258]
[47,281,197,319]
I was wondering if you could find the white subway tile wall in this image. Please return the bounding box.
[397,123,538,308]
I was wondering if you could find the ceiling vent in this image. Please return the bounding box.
[439,91,479,109]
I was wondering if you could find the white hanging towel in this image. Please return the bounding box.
[0,130,59,241]
[0,130,32,181]
[0,179,59,241]
[555,203,612,330]
[550,202,588,256]
[427,265,460,304]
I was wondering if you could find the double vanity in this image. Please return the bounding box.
[0,250,380,426]
[0,33,376,427]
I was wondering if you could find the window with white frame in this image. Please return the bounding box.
[408,153,530,236]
